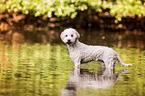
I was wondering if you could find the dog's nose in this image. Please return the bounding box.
[67,39,71,42]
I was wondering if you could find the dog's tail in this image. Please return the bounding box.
[117,54,132,67]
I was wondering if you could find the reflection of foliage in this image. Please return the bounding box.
[0,0,144,21]
[0,44,73,95]
[0,43,145,95]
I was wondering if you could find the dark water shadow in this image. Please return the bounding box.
[61,68,128,96]
[0,28,145,49]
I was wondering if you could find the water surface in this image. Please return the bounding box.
[0,29,145,96]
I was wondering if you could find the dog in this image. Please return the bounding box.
[60,28,132,69]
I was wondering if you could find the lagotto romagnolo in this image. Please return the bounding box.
[60,28,132,69]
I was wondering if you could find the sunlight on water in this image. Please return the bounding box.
[0,43,144,96]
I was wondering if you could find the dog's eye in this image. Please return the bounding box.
[65,35,68,37]
[71,35,73,37]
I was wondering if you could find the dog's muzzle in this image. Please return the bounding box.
[66,39,72,45]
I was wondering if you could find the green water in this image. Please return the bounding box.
[0,43,144,96]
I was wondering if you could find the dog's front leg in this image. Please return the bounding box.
[74,61,81,69]
[72,58,81,69]
[70,53,81,68]
[75,62,80,68]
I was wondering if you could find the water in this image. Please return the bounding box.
[0,29,145,96]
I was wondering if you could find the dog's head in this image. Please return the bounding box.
[60,28,80,45]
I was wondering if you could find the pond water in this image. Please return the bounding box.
[0,29,145,96]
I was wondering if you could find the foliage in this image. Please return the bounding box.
[0,0,145,21]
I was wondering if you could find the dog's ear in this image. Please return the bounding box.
[73,29,80,39]
[76,32,80,39]
[60,31,64,40]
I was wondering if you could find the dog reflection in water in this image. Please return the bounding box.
[61,68,127,96]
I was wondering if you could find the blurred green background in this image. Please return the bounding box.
[0,0,145,21]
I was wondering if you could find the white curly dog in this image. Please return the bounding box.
[60,28,132,69]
